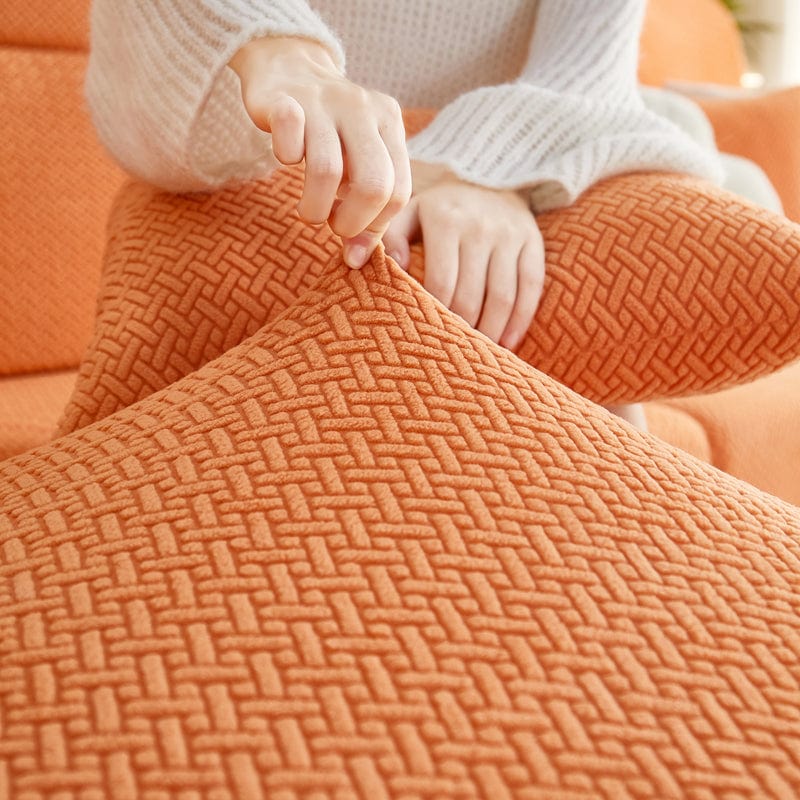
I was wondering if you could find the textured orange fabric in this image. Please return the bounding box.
[0,0,89,50]
[0,47,126,375]
[3,251,800,798]
[638,0,746,87]
[698,87,800,225]
[58,164,800,435]
[0,370,77,460]
[661,361,800,506]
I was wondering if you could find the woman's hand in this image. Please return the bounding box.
[229,36,411,268]
[382,163,545,350]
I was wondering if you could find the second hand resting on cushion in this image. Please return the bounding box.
[228,35,545,351]
[86,1,723,425]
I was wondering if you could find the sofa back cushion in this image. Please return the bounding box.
[698,87,800,224]
[0,0,745,376]
[0,0,124,375]
[0,0,89,49]
[639,0,746,86]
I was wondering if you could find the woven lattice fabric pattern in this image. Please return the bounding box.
[58,162,800,435]
[3,253,800,798]
[517,173,800,401]
[57,170,338,432]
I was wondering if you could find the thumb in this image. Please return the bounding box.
[381,198,420,271]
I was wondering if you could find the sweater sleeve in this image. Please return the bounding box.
[86,1,344,191]
[405,0,724,212]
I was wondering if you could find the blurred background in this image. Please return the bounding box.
[724,0,800,87]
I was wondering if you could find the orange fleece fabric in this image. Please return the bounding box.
[58,160,800,435]
[3,250,800,798]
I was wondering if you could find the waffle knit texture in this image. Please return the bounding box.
[85,0,723,210]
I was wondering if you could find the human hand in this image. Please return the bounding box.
[228,36,411,268]
[382,163,545,350]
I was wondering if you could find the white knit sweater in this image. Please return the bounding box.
[86,0,722,211]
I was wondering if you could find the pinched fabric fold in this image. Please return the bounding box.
[58,165,800,437]
[2,245,800,798]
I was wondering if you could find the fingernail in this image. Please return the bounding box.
[387,250,404,267]
[344,244,367,269]
[503,332,521,351]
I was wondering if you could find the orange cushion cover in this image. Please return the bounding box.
[58,156,800,434]
[643,402,712,464]
[664,360,800,506]
[4,249,800,797]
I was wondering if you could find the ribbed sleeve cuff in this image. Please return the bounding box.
[406,84,724,212]
[87,0,344,191]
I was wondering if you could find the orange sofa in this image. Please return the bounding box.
[4,3,800,798]
[1,0,799,514]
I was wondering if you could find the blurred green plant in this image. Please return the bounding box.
[719,0,775,34]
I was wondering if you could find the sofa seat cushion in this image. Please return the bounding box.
[663,360,800,506]
[0,369,76,460]
[643,402,712,463]
[3,251,800,798]
[58,150,800,436]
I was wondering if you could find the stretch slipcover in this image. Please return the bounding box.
[2,250,800,798]
[58,163,800,435]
